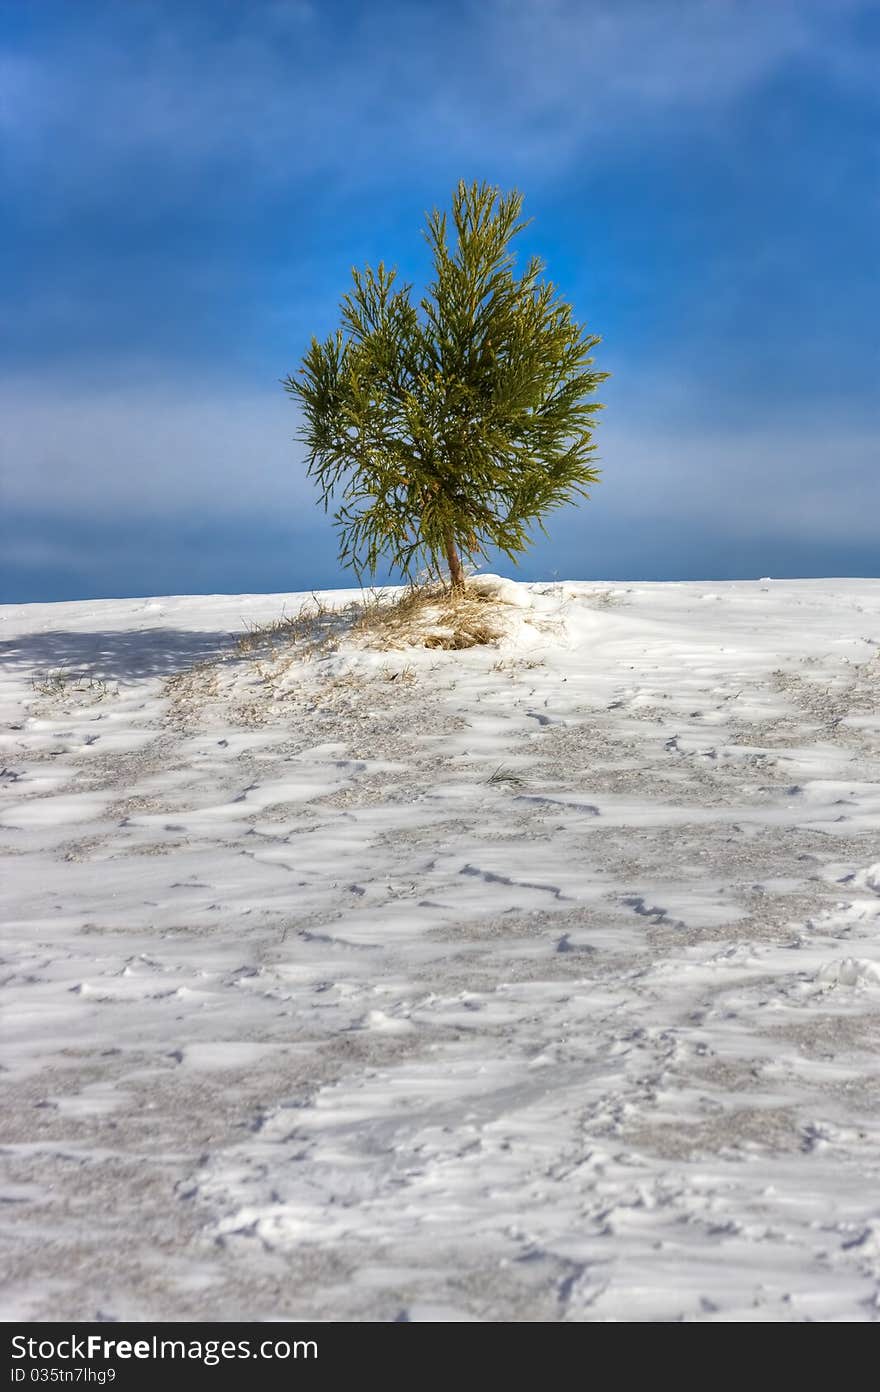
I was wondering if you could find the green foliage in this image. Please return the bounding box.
[283,180,608,589]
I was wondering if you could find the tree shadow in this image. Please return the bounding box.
[0,604,366,684]
[0,627,244,682]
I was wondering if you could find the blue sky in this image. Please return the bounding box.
[1,0,878,602]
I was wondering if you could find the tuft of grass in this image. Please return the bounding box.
[235,592,363,657]
[235,612,300,654]
[352,580,507,651]
[234,578,511,662]
[31,668,115,700]
[491,655,545,675]
[380,663,417,683]
[486,763,525,787]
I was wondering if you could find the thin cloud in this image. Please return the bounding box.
[0,378,311,519]
[1,373,876,549]
[595,422,880,545]
[3,0,872,200]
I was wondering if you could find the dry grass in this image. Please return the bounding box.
[234,593,355,656]
[235,613,301,654]
[31,668,117,700]
[351,581,508,651]
[234,580,512,662]
[490,655,545,673]
[486,763,525,787]
[163,582,512,731]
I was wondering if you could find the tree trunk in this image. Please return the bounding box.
[444,531,465,595]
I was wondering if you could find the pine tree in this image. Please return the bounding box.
[284,181,607,594]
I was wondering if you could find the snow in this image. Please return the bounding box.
[1,577,879,1322]
[467,572,533,608]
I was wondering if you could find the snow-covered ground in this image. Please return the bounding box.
[2,577,880,1322]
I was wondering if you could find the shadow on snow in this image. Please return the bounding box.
[0,627,244,682]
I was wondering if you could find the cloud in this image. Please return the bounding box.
[1,369,875,553]
[0,376,310,520]
[3,0,873,206]
[595,419,880,545]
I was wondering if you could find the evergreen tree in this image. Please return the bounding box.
[284,181,607,593]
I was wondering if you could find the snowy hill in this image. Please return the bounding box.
[2,578,880,1321]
